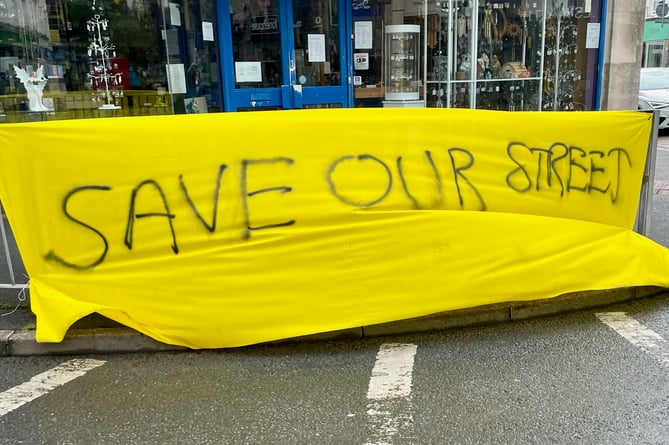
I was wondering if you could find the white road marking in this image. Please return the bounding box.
[596,312,669,368]
[365,343,418,445]
[0,358,106,417]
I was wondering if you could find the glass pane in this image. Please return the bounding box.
[543,1,589,111]
[352,4,384,107]
[230,0,282,88]
[451,81,470,108]
[161,0,221,113]
[454,3,474,83]
[292,0,341,86]
[425,1,550,110]
[0,0,221,122]
[426,4,449,107]
[645,43,666,69]
[179,0,222,113]
[475,79,539,111]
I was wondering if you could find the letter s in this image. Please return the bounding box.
[506,142,532,193]
[44,185,111,270]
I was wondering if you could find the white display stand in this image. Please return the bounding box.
[384,24,421,102]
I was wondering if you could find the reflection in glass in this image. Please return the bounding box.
[230,0,282,88]
[292,0,341,87]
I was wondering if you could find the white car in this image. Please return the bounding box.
[638,67,669,132]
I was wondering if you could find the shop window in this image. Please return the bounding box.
[541,2,592,111]
[0,0,221,123]
[420,0,598,111]
[352,0,386,107]
[292,0,341,88]
[230,0,283,89]
[353,0,429,108]
[424,1,542,109]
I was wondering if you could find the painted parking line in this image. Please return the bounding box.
[365,343,418,445]
[0,358,106,417]
[596,312,669,368]
[653,179,669,195]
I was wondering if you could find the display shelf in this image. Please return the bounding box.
[425,76,541,84]
[354,87,384,98]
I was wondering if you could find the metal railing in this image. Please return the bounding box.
[635,110,660,236]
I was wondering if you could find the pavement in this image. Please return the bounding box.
[2,136,669,357]
[1,286,668,357]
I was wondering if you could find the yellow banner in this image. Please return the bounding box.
[0,109,666,348]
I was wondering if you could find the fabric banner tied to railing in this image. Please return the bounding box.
[0,108,666,348]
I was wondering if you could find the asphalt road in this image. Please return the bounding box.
[0,299,668,444]
[0,135,668,444]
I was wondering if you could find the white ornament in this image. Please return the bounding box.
[13,65,50,112]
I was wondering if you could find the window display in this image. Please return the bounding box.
[425,0,543,110]
[541,3,588,111]
[425,0,595,111]
[0,0,221,123]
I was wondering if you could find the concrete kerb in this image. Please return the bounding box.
[6,328,187,357]
[361,287,666,338]
[0,329,11,356]
[1,286,667,356]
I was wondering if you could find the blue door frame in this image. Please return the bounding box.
[217,0,353,111]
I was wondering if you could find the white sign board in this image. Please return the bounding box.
[202,22,214,41]
[166,63,187,94]
[308,34,326,62]
[235,61,262,82]
[169,2,181,26]
[586,22,600,49]
[354,21,373,49]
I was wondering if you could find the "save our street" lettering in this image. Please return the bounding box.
[44,142,634,271]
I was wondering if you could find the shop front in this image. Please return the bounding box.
[222,0,351,109]
[643,17,669,67]
[352,0,603,111]
[0,0,604,121]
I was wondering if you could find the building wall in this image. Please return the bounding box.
[600,0,646,110]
